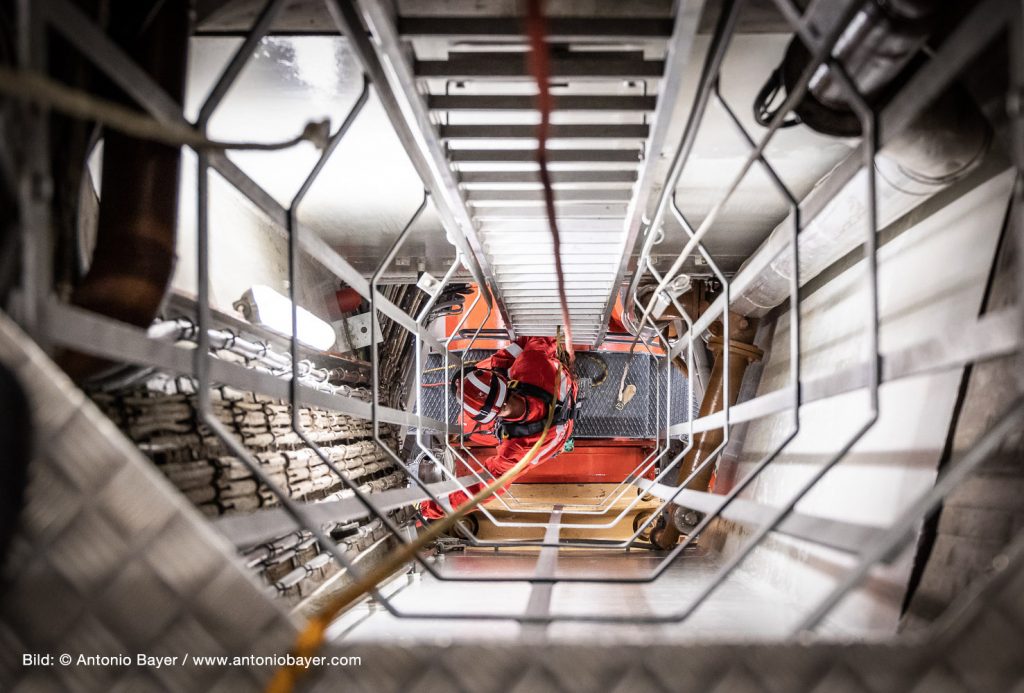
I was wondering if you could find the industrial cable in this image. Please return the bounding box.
[266,368,563,693]
[575,351,608,387]
[525,0,575,360]
[751,67,801,129]
[0,65,331,151]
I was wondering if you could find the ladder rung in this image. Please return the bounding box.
[417,54,664,80]
[473,204,628,218]
[398,16,674,41]
[459,170,638,184]
[467,189,634,203]
[440,124,649,139]
[450,149,642,163]
[429,95,658,112]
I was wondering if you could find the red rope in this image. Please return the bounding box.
[525,0,575,361]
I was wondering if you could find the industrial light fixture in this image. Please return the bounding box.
[233,285,337,352]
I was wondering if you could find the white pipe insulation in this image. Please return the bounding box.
[731,88,993,317]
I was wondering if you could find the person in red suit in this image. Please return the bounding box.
[420,336,577,520]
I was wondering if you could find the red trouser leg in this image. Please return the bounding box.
[419,452,523,520]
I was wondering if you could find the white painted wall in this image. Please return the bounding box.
[712,167,1015,637]
[172,38,356,328]
[173,148,340,324]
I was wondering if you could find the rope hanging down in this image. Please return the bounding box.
[525,0,575,361]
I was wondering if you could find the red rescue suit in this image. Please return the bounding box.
[420,336,577,520]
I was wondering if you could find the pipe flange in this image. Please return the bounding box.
[707,334,764,363]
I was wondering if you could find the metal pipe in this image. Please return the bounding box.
[63,0,188,378]
[673,322,761,495]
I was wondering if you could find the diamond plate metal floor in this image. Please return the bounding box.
[420,350,693,439]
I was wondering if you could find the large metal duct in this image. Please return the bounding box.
[731,0,992,318]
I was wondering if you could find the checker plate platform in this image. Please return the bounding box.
[419,350,692,439]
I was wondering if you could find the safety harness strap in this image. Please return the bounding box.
[473,374,503,422]
[496,371,576,440]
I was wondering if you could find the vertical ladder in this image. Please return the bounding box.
[360,2,703,345]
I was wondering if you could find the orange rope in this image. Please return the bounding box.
[525,0,575,362]
[266,368,563,693]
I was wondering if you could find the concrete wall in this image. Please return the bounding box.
[708,167,1015,637]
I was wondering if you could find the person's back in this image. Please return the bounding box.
[420,336,577,520]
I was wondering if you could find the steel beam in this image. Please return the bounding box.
[214,476,480,547]
[594,0,707,341]
[633,481,886,556]
[669,307,1023,437]
[332,0,516,337]
[522,507,563,634]
[42,301,454,433]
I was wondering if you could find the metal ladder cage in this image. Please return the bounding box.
[3,0,709,625]
[1,0,1021,651]
[279,0,1024,634]
[288,0,1019,627]
[432,293,688,518]
[6,0,739,637]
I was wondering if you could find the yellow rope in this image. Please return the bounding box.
[266,368,563,693]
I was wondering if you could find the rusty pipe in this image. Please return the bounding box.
[650,314,762,549]
[63,0,188,379]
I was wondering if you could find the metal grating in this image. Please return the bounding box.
[419,350,693,439]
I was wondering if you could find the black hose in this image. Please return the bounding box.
[752,68,801,129]
[575,352,609,387]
